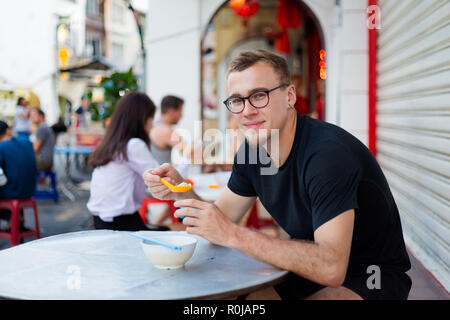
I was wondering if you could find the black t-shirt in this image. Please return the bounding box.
[228,114,411,276]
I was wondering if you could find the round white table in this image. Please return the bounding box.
[0,230,288,300]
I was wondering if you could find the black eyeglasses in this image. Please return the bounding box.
[223,83,290,114]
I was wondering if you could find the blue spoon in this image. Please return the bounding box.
[128,233,182,251]
[177,207,198,220]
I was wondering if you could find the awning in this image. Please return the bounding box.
[60,57,112,73]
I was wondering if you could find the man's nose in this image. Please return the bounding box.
[242,100,258,117]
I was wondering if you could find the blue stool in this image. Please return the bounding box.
[34,171,59,203]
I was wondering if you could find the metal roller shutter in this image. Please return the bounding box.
[376,0,450,289]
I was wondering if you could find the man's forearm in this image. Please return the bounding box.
[228,225,346,287]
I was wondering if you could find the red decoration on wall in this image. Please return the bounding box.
[319,49,327,80]
[275,29,290,53]
[276,0,301,29]
[274,0,301,54]
[231,0,260,18]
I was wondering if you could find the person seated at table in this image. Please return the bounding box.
[150,95,185,165]
[30,108,55,172]
[0,120,37,232]
[87,92,169,232]
[50,116,67,144]
[149,95,191,225]
[143,50,412,300]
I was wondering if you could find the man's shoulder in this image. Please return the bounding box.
[0,138,32,151]
[301,117,357,152]
[37,123,52,134]
[40,123,51,130]
[128,137,150,152]
[152,122,172,133]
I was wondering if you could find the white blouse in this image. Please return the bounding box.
[87,138,159,222]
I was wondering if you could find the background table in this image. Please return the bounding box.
[189,171,232,201]
[54,145,95,201]
[54,145,95,156]
[0,230,288,300]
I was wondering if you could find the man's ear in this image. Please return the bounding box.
[287,84,297,109]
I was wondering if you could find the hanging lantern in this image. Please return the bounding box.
[231,0,259,19]
[230,0,246,10]
[275,29,290,54]
[319,49,327,80]
[319,49,326,60]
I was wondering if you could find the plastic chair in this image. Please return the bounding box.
[139,198,178,225]
[34,171,59,203]
[245,202,276,229]
[0,198,40,246]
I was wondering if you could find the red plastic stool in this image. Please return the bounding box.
[0,198,40,247]
[139,198,178,225]
[245,202,276,229]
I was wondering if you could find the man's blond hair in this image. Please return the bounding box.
[226,50,291,85]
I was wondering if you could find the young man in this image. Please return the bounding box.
[143,50,412,300]
[0,120,37,231]
[13,97,30,137]
[30,108,55,172]
[150,95,184,165]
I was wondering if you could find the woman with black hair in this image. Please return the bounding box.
[87,92,169,231]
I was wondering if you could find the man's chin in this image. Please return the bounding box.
[244,133,269,147]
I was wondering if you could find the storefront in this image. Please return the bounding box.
[200,0,326,139]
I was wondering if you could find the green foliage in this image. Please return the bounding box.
[87,67,138,121]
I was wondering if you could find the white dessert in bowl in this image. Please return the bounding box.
[141,235,197,269]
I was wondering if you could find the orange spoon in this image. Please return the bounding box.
[160,178,193,192]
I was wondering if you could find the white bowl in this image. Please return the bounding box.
[140,235,197,269]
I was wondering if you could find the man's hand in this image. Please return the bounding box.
[142,163,185,200]
[174,198,238,247]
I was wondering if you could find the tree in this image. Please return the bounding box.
[87,67,138,122]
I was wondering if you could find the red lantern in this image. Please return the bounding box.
[230,0,246,10]
[319,49,326,60]
[231,0,259,18]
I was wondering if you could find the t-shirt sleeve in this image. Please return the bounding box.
[36,127,48,142]
[126,138,160,175]
[305,143,361,231]
[227,143,257,197]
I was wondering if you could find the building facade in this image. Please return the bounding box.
[0,0,147,125]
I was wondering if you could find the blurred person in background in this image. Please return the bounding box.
[0,120,37,232]
[87,92,169,231]
[150,95,197,225]
[150,95,184,166]
[50,116,68,144]
[30,108,55,172]
[74,96,90,128]
[13,97,30,137]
